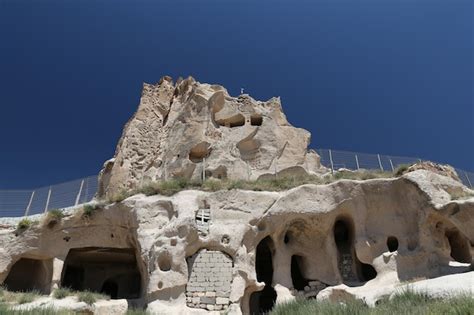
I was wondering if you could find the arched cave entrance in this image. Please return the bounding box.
[249,236,277,315]
[291,255,309,291]
[61,247,141,299]
[445,229,471,263]
[3,258,53,294]
[333,218,376,284]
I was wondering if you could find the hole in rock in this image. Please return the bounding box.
[249,236,276,315]
[334,218,357,283]
[3,258,53,294]
[359,263,377,281]
[333,217,375,284]
[61,247,141,299]
[445,229,471,263]
[250,114,263,126]
[237,132,260,161]
[284,233,290,244]
[188,142,211,163]
[216,114,246,128]
[387,236,399,252]
[158,252,172,271]
[291,255,309,291]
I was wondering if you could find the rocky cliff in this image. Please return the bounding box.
[98,76,324,198]
[0,77,472,314]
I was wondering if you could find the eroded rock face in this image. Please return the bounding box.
[0,170,472,314]
[98,76,324,198]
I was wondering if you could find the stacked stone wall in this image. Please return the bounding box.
[186,249,233,311]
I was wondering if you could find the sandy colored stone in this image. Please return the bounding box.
[0,168,472,314]
[97,76,325,198]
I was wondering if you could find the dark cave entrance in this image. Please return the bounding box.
[291,255,309,291]
[334,218,377,284]
[445,229,471,263]
[3,258,53,294]
[249,236,277,315]
[61,247,142,299]
[387,236,399,252]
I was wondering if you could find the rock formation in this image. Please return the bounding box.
[0,169,473,314]
[0,77,472,314]
[98,76,324,198]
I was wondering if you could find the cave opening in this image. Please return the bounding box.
[334,218,357,283]
[3,258,53,294]
[250,115,263,126]
[387,236,399,252]
[445,229,471,263]
[291,255,309,291]
[249,236,277,315]
[333,217,376,283]
[61,247,142,299]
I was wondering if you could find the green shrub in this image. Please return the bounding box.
[17,218,32,230]
[202,179,224,191]
[77,290,108,305]
[53,287,72,299]
[47,209,64,220]
[107,190,131,203]
[394,164,413,177]
[17,291,39,304]
[82,202,105,218]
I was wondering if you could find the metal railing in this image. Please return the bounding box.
[315,149,473,188]
[0,149,472,218]
[0,176,98,218]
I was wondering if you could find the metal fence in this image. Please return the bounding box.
[315,149,473,188]
[0,149,472,218]
[0,176,98,218]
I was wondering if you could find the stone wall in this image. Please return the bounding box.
[186,249,233,311]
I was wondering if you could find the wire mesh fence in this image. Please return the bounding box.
[314,149,474,188]
[0,149,472,218]
[0,176,98,218]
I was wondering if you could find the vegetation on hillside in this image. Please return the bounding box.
[105,169,395,203]
[271,291,474,315]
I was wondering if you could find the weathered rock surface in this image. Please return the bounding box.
[98,76,324,198]
[0,170,472,314]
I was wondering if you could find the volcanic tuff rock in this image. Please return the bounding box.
[0,170,472,314]
[98,76,324,198]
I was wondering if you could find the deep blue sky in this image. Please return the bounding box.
[0,0,472,189]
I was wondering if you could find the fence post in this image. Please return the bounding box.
[389,159,395,172]
[465,171,472,188]
[44,187,52,213]
[75,180,85,206]
[329,150,334,173]
[24,191,35,217]
[355,154,360,170]
[202,157,206,182]
[377,154,384,171]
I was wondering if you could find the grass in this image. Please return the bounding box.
[43,209,65,228]
[394,164,413,177]
[52,287,72,299]
[17,291,39,304]
[81,202,105,219]
[126,309,151,315]
[0,288,40,305]
[16,218,32,231]
[270,291,474,315]
[0,305,74,315]
[77,290,109,305]
[122,170,393,199]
